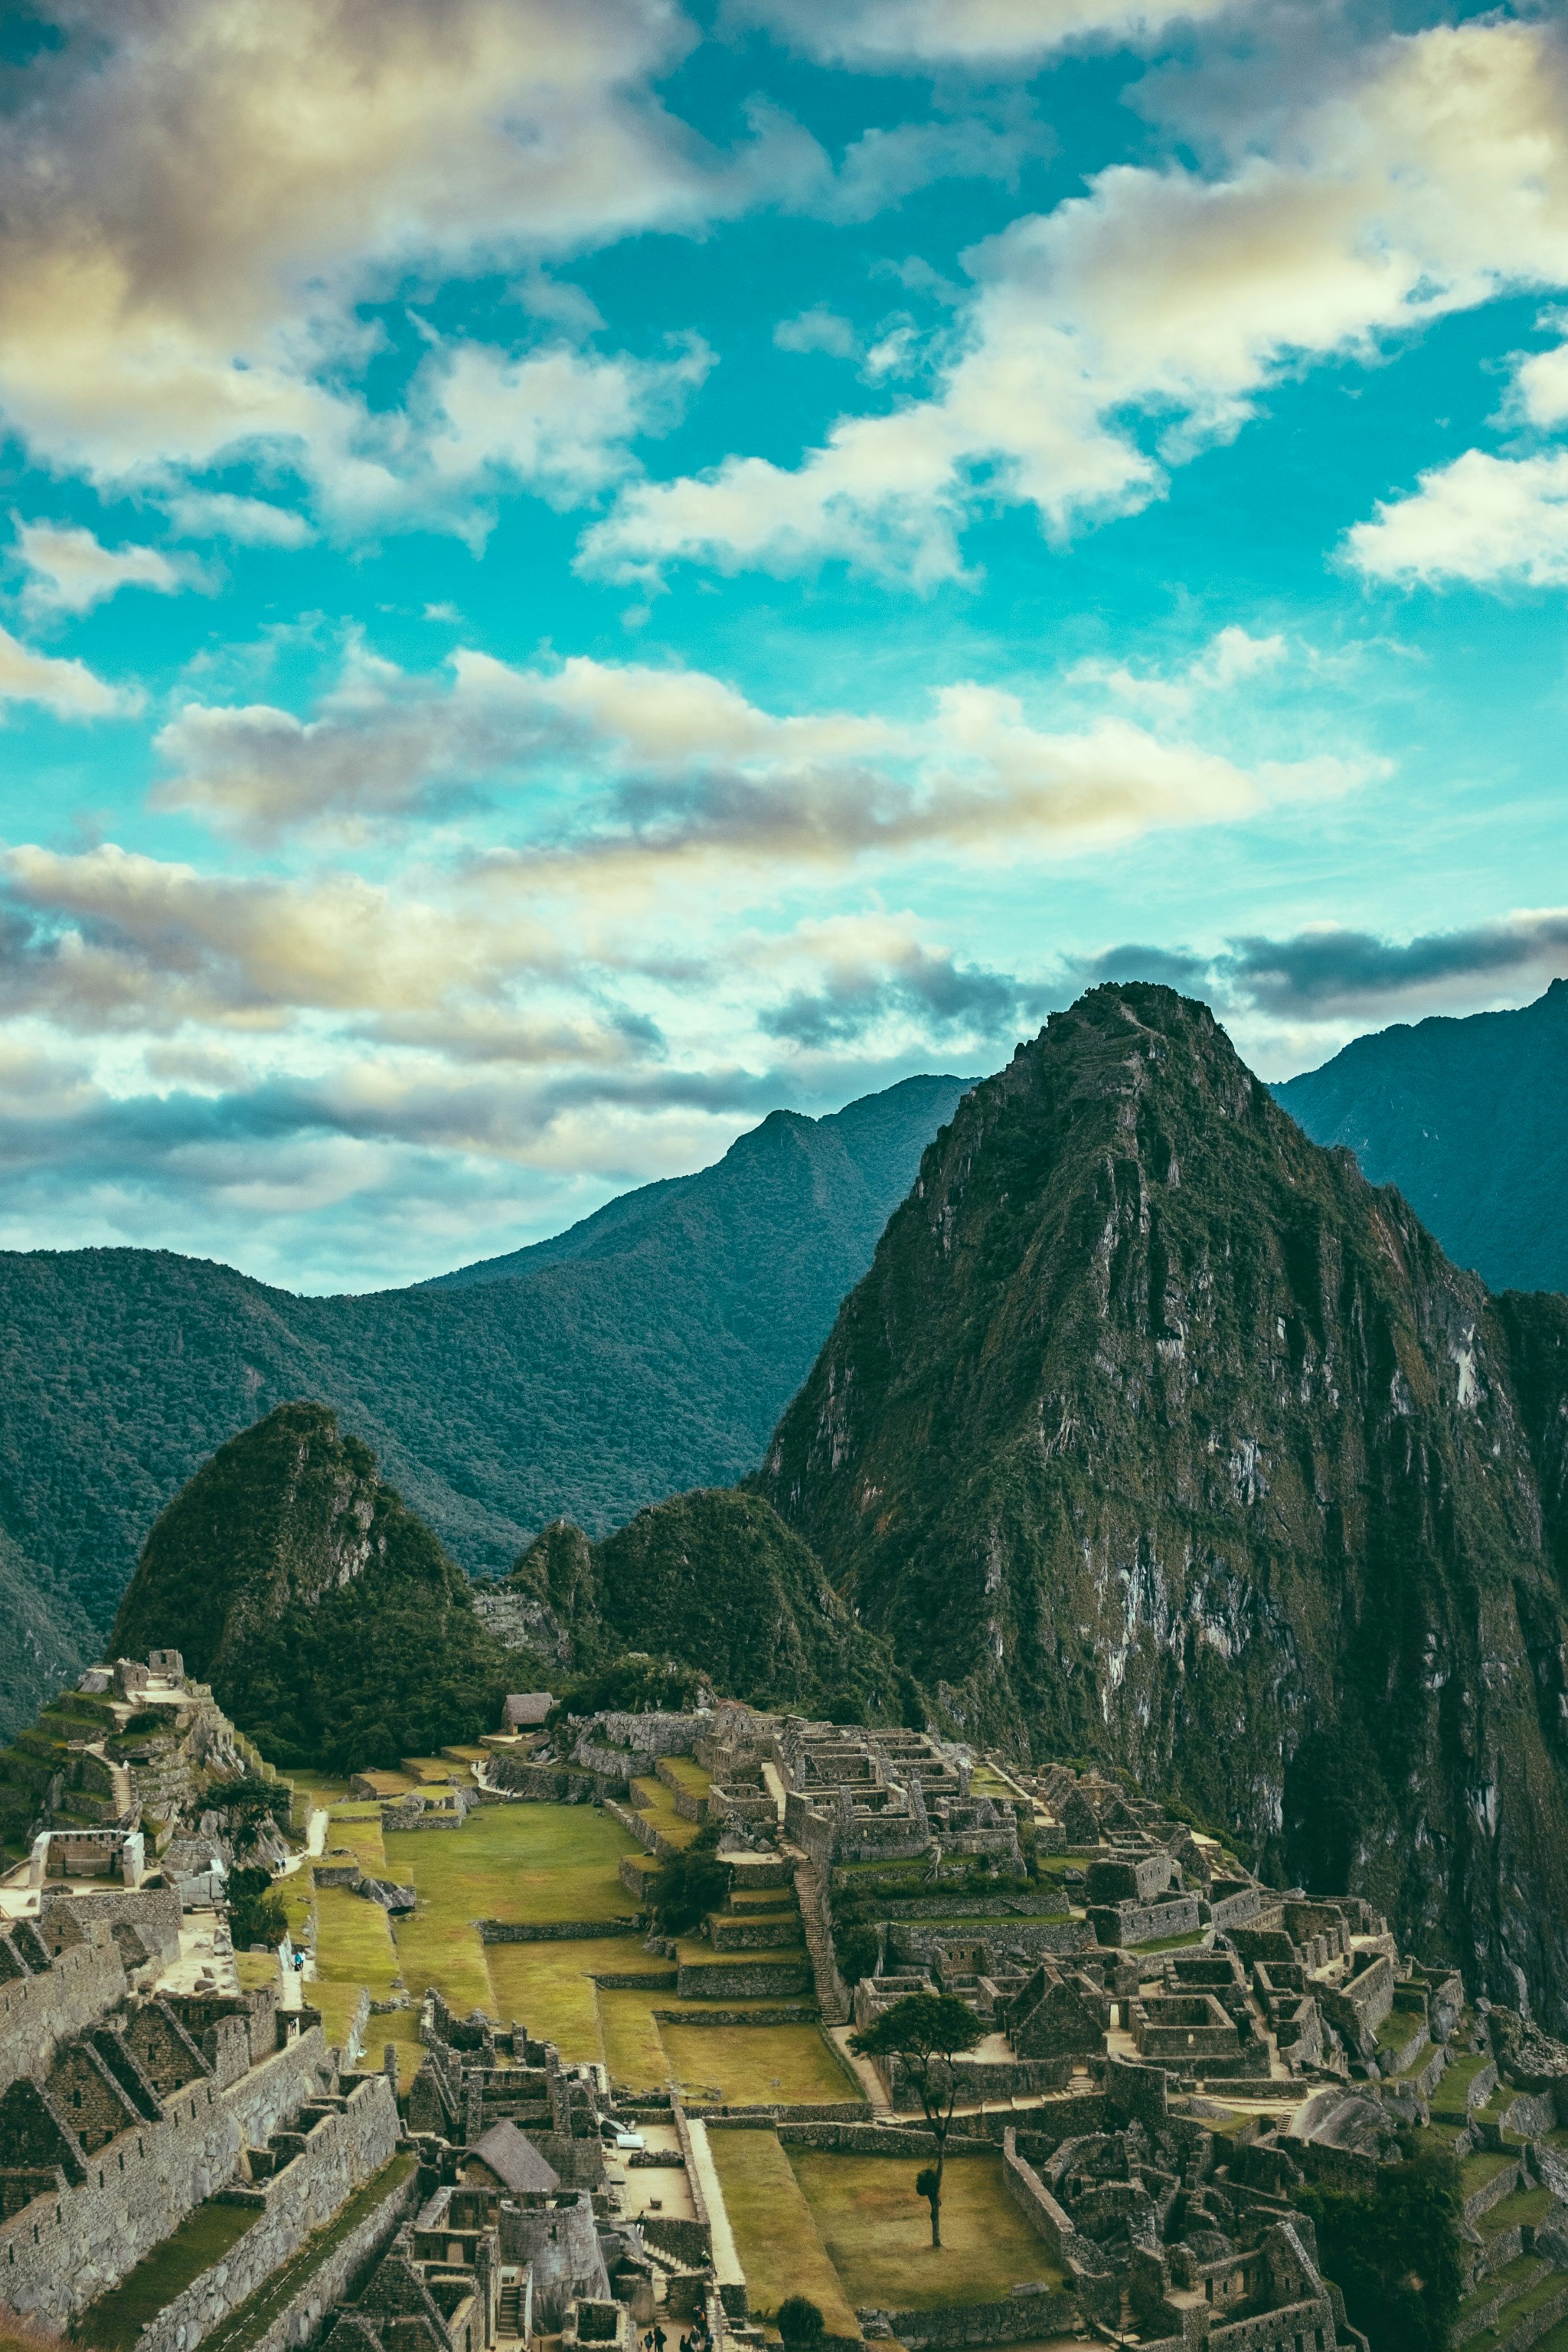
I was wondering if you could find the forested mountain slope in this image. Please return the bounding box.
[0,1072,967,1731]
[1277,980,1568,1294]
[753,984,1568,2023]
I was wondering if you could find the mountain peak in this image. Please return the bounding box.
[755,985,1568,2020]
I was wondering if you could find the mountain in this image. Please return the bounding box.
[752,982,1568,2024]
[0,1071,969,1733]
[1276,980,1568,1295]
[496,1488,900,1718]
[110,1400,516,1771]
[0,1530,97,1743]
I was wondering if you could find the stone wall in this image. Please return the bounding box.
[866,2284,1082,2347]
[1001,2128,1116,2319]
[0,2025,331,2324]
[478,1920,641,1944]
[606,1798,681,1865]
[887,1918,1094,1968]
[241,2152,422,2352]
[0,1922,127,2096]
[488,1760,610,1804]
[41,1890,182,1963]
[1088,1896,1202,1949]
[590,1713,704,1759]
[128,2076,400,2352]
[674,1957,811,2000]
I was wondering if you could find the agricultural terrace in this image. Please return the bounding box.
[304,1787,855,2105]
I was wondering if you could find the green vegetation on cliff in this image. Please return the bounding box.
[111,1402,514,1769]
[754,982,1568,2024]
[501,1486,900,1717]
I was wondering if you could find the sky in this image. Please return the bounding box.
[2,0,1567,1292]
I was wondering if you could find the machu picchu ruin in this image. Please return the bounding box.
[0,1640,1563,2352]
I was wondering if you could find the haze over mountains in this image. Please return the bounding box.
[0,1072,968,1731]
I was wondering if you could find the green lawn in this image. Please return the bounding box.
[485,1935,653,2064]
[658,2024,860,2107]
[383,1801,639,2020]
[1478,2185,1555,2237]
[788,2149,1063,2311]
[361,2005,427,2092]
[75,2200,260,2348]
[709,2131,860,2335]
[313,1885,400,1994]
[599,1986,674,2089]
[1430,2050,1494,2120]
[386,1801,639,1926]
[1462,2268,1568,2352]
[311,1979,369,2056]
[1460,2149,1518,2199]
[629,1775,701,1851]
[390,1907,493,2017]
[321,1808,388,1872]
[659,1756,713,1798]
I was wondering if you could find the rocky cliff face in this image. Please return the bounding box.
[754,984,1568,2022]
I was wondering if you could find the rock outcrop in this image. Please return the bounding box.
[754,983,1568,2024]
[109,1402,513,1770]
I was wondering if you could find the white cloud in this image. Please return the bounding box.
[582,21,1568,586]
[416,335,711,515]
[152,645,1377,864]
[748,0,1244,64]
[0,0,769,514]
[0,626,139,718]
[1514,338,1568,432]
[15,520,197,616]
[1344,449,1568,588]
[774,309,856,358]
[0,843,569,1029]
[162,492,315,547]
[1073,624,1287,713]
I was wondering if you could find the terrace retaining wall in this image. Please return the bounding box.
[0,2026,331,2324]
[239,2152,421,2352]
[864,2285,1082,2347]
[126,2076,400,2352]
[478,1919,641,1943]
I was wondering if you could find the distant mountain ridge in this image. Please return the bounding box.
[1277,980,1568,1295]
[0,1070,970,1733]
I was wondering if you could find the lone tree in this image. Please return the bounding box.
[849,1991,984,2246]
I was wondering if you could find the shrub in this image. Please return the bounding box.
[777,2298,825,2345]
[651,1820,731,1935]
[226,1864,289,1952]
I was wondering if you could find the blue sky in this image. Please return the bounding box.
[2,0,1566,1290]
